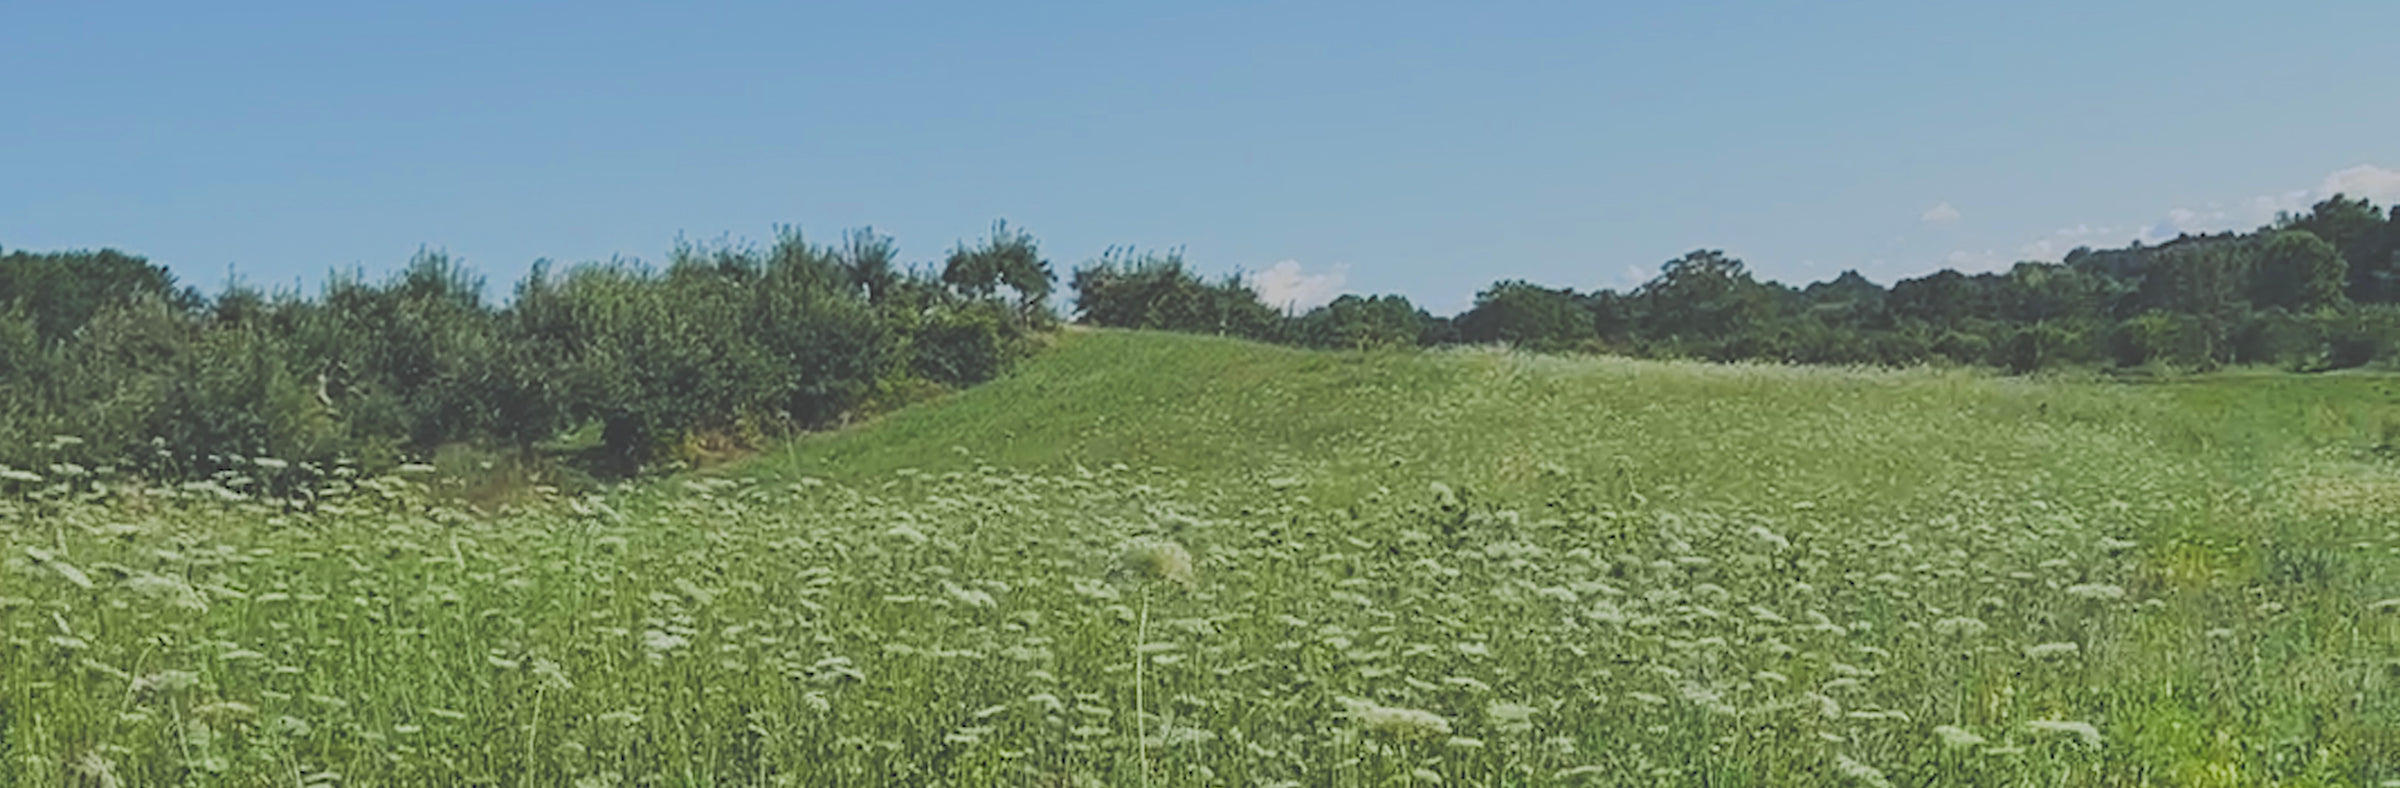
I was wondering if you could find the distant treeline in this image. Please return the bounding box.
[6,194,2399,485]
[1080,194,2400,374]
[0,225,1053,487]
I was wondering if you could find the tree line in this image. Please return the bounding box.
[1078,194,2400,374]
[6,194,2398,487]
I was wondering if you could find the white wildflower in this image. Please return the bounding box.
[1933,725,1987,749]
[2025,719,2103,748]
[1486,701,1538,735]
[1119,539,1197,589]
[2023,642,2080,660]
[1933,616,1988,638]
[1340,697,1451,741]
[1835,754,1892,788]
[2065,583,2125,602]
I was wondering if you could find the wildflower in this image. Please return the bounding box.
[23,548,92,590]
[638,629,686,653]
[532,658,574,691]
[1933,725,1987,749]
[1443,676,1491,693]
[1836,755,1892,788]
[1932,617,1988,638]
[2023,642,2080,660]
[943,581,997,608]
[1341,698,1451,741]
[2025,719,2103,748]
[1119,539,1197,589]
[2064,583,2125,601]
[1486,701,1538,735]
[1747,524,1791,550]
[70,750,121,788]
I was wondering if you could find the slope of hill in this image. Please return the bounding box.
[4,330,2395,785]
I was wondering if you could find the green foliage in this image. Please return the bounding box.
[0,224,1042,481]
[1069,248,1286,341]
[910,301,1009,387]
[1456,280,1594,350]
[1633,249,1781,343]
[2232,308,2327,370]
[1291,294,1439,350]
[2253,230,2347,312]
[944,221,1055,319]
[2000,321,2100,373]
[0,247,201,342]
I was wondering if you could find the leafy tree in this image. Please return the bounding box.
[0,248,202,342]
[1889,270,1995,328]
[2280,195,2392,302]
[1293,294,1435,350]
[839,227,900,305]
[2252,230,2347,312]
[1634,250,1780,343]
[945,221,1054,319]
[1456,280,1594,350]
[1071,249,1286,341]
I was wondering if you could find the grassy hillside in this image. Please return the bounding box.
[5,330,2397,786]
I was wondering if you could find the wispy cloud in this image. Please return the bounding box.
[1941,248,2012,272]
[2008,164,2398,263]
[1920,202,1961,225]
[2320,164,2400,205]
[1248,260,1349,311]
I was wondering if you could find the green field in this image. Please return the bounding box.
[6,330,2399,786]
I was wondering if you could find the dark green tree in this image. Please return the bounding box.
[2252,229,2347,312]
[1456,280,1595,350]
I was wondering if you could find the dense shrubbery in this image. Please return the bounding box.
[1069,193,2400,375]
[0,226,1048,483]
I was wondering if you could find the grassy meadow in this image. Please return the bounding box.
[5,330,2399,786]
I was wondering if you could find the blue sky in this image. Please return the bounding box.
[6,1,2396,313]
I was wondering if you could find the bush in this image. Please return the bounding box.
[2322,305,2400,369]
[2232,308,2324,370]
[1070,249,1286,341]
[912,303,1007,387]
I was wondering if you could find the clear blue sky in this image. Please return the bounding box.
[6,1,2396,313]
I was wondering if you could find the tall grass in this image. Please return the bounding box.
[3,330,2395,785]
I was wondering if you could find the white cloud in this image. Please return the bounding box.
[1921,202,1962,225]
[1619,264,1649,288]
[1942,249,2011,272]
[2005,164,2396,264]
[1248,260,1349,311]
[2320,164,2400,206]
